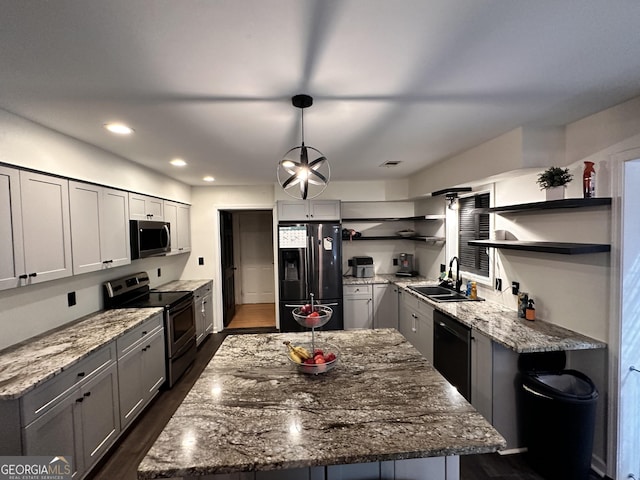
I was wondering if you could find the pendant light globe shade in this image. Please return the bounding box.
[277,94,330,200]
[277,144,330,200]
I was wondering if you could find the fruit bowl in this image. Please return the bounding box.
[396,229,416,237]
[291,305,333,328]
[285,341,339,375]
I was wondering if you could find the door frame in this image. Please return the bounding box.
[212,204,279,332]
[610,147,640,480]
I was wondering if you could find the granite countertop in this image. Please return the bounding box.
[0,307,163,400]
[342,273,429,285]
[154,279,212,292]
[343,274,606,353]
[401,283,606,354]
[137,329,505,479]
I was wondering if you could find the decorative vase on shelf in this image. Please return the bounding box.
[545,186,565,201]
[583,161,596,198]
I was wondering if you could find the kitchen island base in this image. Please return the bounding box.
[171,456,459,480]
[137,330,503,480]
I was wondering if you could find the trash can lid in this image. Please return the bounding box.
[527,369,598,400]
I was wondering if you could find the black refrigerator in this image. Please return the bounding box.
[278,222,344,332]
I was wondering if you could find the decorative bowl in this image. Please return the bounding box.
[396,229,416,237]
[291,305,333,328]
[286,341,339,375]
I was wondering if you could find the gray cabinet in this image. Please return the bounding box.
[116,314,165,429]
[277,200,341,221]
[471,329,493,423]
[373,283,399,329]
[129,192,164,220]
[163,200,191,253]
[195,282,214,346]
[343,284,373,329]
[22,343,120,479]
[23,389,82,477]
[69,181,131,274]
[0,166,24,291]
[19,170,73,285]
[398,290,433,362]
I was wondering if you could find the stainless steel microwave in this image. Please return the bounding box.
[130,220,171,259]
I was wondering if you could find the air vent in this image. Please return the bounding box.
[380,160,402,167]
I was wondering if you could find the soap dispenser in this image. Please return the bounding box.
[525,299,536,321]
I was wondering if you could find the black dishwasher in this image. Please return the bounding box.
[433,310,471,401]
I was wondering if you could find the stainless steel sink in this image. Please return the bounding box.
[408,285,452,296]
[408,285,482,302]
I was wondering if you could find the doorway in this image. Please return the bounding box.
[219,209,276,330]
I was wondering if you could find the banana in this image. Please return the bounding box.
[288,350,302,364]
[283,341,311,363]
[292,345,311,360]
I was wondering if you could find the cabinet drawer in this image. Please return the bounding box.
[194,282,212,300]
[343,284,372,298]
[402,290,421,312]
[21,343,116,425]
[116,314,164,358]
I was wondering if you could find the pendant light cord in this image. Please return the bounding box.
[300,107,305,146]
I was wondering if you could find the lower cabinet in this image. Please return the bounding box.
[343,284,373,329]
[398,290,434,363]
[373,283,399,329]
[195,281,214,346]
[471,329,493,422]
[117,314,165,430]
[22,345,120,479]
[11,314,166,480]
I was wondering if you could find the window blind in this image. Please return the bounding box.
[458,193,490,277]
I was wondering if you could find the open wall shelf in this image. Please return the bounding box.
[342,214,445,222]
[487,197,611,214]
[469,240,610,255]
[345,235,444,243]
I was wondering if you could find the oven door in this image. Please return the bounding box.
[167,296,196,356]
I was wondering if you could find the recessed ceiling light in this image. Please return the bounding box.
[104,123,134,135]
[203,176,215,182]
[170,158,187,167]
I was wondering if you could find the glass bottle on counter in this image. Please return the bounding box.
[583,161,596,198]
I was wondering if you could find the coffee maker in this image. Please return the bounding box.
[396,253,418,277]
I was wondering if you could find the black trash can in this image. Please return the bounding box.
[520,369,598,480]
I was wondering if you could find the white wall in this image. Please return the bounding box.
[0,109,191,203]
[0,109,192,349]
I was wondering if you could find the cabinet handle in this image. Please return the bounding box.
[77,372,85,377]
[142,347,148,352]
[28,272,37,277]
[142,331,148,336]
[76,397,84,403]
[103,259,113,264]
[19,274,28,279]
[84,392,91,398]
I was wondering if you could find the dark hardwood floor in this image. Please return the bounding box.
[88,330,601,480]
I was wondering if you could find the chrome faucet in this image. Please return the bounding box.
[448,256,462,293]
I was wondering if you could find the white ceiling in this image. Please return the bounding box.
[3,1,640,187]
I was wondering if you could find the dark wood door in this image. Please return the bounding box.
[220,211,235,327]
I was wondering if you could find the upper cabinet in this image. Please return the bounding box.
[69,181,131,275]
[163,200,191,253]
[129,193,164,221]
[17,170,73,286]
[277,200,341,221]
[0,166,25,290]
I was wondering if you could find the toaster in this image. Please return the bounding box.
[352,256,375,278]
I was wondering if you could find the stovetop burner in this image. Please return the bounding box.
[104,271,192,310]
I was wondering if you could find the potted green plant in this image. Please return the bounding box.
[536,166,573,200]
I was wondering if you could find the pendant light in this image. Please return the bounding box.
[277,94,330,200]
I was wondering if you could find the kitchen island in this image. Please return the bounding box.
[137,329,505,480]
